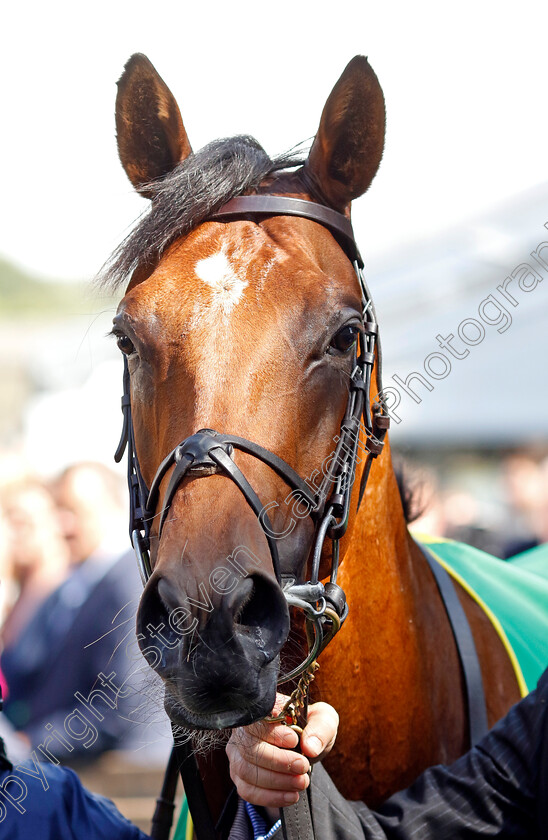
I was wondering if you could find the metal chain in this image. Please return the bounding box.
[264,661,321,732]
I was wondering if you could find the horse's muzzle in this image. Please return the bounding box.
[136,572,290,729]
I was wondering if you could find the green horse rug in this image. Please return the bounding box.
[417,534,548,696]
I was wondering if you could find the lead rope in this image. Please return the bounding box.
[265,664,319,840]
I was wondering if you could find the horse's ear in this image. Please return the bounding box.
[115,54,192,199]
[305,56,385,212]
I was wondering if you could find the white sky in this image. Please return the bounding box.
[2,1,548,281]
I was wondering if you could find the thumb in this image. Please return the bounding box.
[300,702,339,761]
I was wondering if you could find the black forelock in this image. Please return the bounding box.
[98,135,307,290]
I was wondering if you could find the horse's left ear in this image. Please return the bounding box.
[305,56,385,212]
[115,53,192,199]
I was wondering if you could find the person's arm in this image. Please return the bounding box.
[0,760,150,839]
[228,677,547,839]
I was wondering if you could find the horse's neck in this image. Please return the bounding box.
[313,445,468,804]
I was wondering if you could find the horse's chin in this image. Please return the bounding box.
[165,700,272,730]
[163,664,278,730]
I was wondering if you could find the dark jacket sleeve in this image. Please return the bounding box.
[308,670,548,840]
[0,761,150,839]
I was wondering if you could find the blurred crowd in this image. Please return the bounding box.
[406,450,548,559]
[0,456,169,770]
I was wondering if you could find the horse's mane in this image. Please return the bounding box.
[99,136,306,290]
[393,457,428,524]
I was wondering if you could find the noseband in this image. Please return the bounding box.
[114,194,389,683]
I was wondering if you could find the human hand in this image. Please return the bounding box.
[226,695,339,808]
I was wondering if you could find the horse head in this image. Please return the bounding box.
[109,53,386,730]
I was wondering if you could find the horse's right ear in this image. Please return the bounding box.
[116,54,192,199]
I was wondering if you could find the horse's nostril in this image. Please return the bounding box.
[139,578,167,633]
[232,575,290,656]
[233,577,255,626]
[157,577,183,613]
[137,576,188,669]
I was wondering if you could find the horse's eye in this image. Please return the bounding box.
[116,334,135,355]
[329,325,359,354]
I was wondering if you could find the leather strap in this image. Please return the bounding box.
[147,432,318,536]
[418,543,489,746]
[280,694,315,840]
[209,447,282,582]
[220,435,318,510]
[211,195,363,267]
[281,789,314,840]
[150,747,179,840]
[172,738,217,840]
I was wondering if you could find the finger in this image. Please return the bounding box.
[233,777,302,809]
[300,702,339,760]
[251,694,301,749]
[227,733,309,776]
[228,719,299,757]
[228,752,307,810]
[259,723,300,751]
[229,756,310,794]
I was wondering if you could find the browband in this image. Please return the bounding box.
[210,195,363,267]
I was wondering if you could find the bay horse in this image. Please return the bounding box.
[107,53,521,816]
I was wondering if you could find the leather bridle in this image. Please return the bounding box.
[114,194,390,684]
[113,194,489,840]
